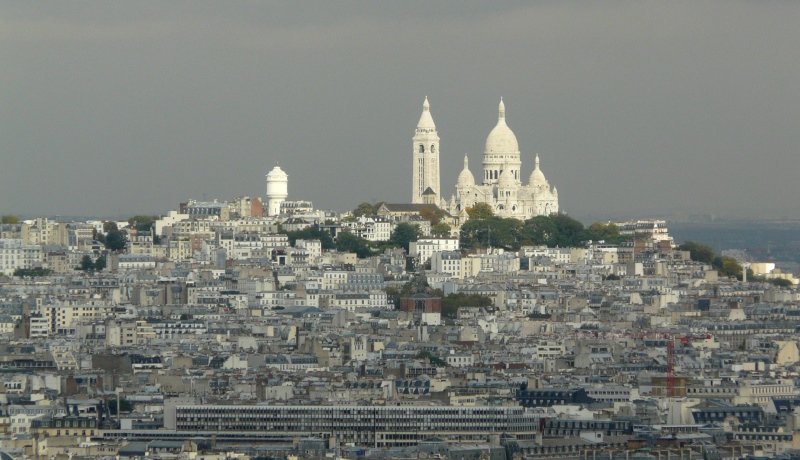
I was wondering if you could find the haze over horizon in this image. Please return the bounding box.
[2,2,799,221]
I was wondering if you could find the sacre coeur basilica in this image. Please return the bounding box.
[411,97,559,221]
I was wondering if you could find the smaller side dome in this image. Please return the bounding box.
[528,154,548,187]
[457,155,475,187]
[498,168,516,188]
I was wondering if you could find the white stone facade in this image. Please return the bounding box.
[412,98,559,220]
[411,97,440,204]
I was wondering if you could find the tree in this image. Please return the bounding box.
[460,216,523,250]
[520,216,557,246]
[286,226,335,249]
[94,255,107,271]
[441,293,493,318]
[1,215,20,224]
[103,221,119,233]
[14,267,52,277]
[128,215,159,232]
[430,222,451,238]
[466,203,494,220]
[105,230,127,252]
[584,222,625,244]
[419,206,446,225]
[352,202,377,218]
[390,223,421,252]
[769,278,793,288]
[549,214,586,247]
[100,221,127,252]
[679,241,715,265]
[108,398,134,415]
[335,231,371,258]
[416,350,447,367]
[78,255,95,272]
[714,256,743,279]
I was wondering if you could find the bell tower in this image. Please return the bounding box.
[412,97,440,204]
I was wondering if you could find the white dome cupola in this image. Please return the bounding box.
[484,98,520,155]
[528,154,549,188]
[482,98,521,186]
[457,155,475,187]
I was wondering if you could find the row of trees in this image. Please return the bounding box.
[13,267,53,277]
[96,215,159,252]
[96,222,127,252]
[460,203,628,250]
[286,222,424,259]
[678,240,751,281]
[77,255,106,272]
[351,202,451,237]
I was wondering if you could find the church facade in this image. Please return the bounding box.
[411,98,559,221]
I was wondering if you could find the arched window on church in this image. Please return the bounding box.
[430,145,435,153]
[419,144,424,154]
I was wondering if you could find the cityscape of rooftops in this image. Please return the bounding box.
[1,2,799,459]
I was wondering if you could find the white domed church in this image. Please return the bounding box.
[411,97,559,220]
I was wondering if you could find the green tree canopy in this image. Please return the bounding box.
[769,278,793,288]
[105,229,127,252]
[419,206,446,225]
[584,222,626,244]
[286,226,335,249]
[459,216,523,250]
[441,293,493,318]
[714,255,743,279]
[679,240,746,280]
[430,222,451,238]
[94,255,107,272]
[549,214,586,247]
[128,215,159,232]
[14,267,52,277]
[1,215,20,224]
[108,398,134,415]
[416,350,447,367]
[335,231,372,258]
[78,255,95,272]
[465,203,494,220]
[519,215,557,246]
[679,241,716,265]
[390,223,421,252]
[352,202,378,218]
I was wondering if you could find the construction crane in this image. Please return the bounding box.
[666,337,675,398]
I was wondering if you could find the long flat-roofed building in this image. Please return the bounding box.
[164,403,543,447]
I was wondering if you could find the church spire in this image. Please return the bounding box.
[412,96,440,204]
[417,96,436,129]
[498,97,505,121]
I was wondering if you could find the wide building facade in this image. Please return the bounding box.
[412,98,559,220]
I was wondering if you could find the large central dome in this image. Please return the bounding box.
[484,98,520,154]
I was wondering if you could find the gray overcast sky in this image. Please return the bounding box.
[1,1,798,220]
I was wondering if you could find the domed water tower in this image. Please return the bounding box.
[265,165,288,216]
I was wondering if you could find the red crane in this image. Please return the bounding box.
[666,338,675,398]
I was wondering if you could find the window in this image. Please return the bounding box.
[431,145,435,153]
[419,145,424,153]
